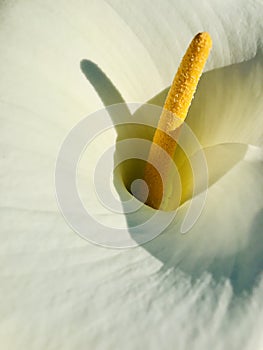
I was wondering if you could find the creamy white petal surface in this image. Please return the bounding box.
[0,1,263,350]
[107,0,263,85]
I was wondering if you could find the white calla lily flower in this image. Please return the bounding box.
[0,1,263,350]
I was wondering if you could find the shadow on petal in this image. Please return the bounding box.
[142,149,263,295]
[178,142,248,204]
[234,208,263,291]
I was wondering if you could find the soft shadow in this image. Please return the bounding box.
[81,56,262,294]
[81,59,127,108]
[144,207,263,295]
[81,59,155,190]
[232,209,263,292]
[178,142,248,203]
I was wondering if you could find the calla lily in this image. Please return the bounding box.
[1,1,263,350]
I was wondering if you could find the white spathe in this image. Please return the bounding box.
[0,1,263,350]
